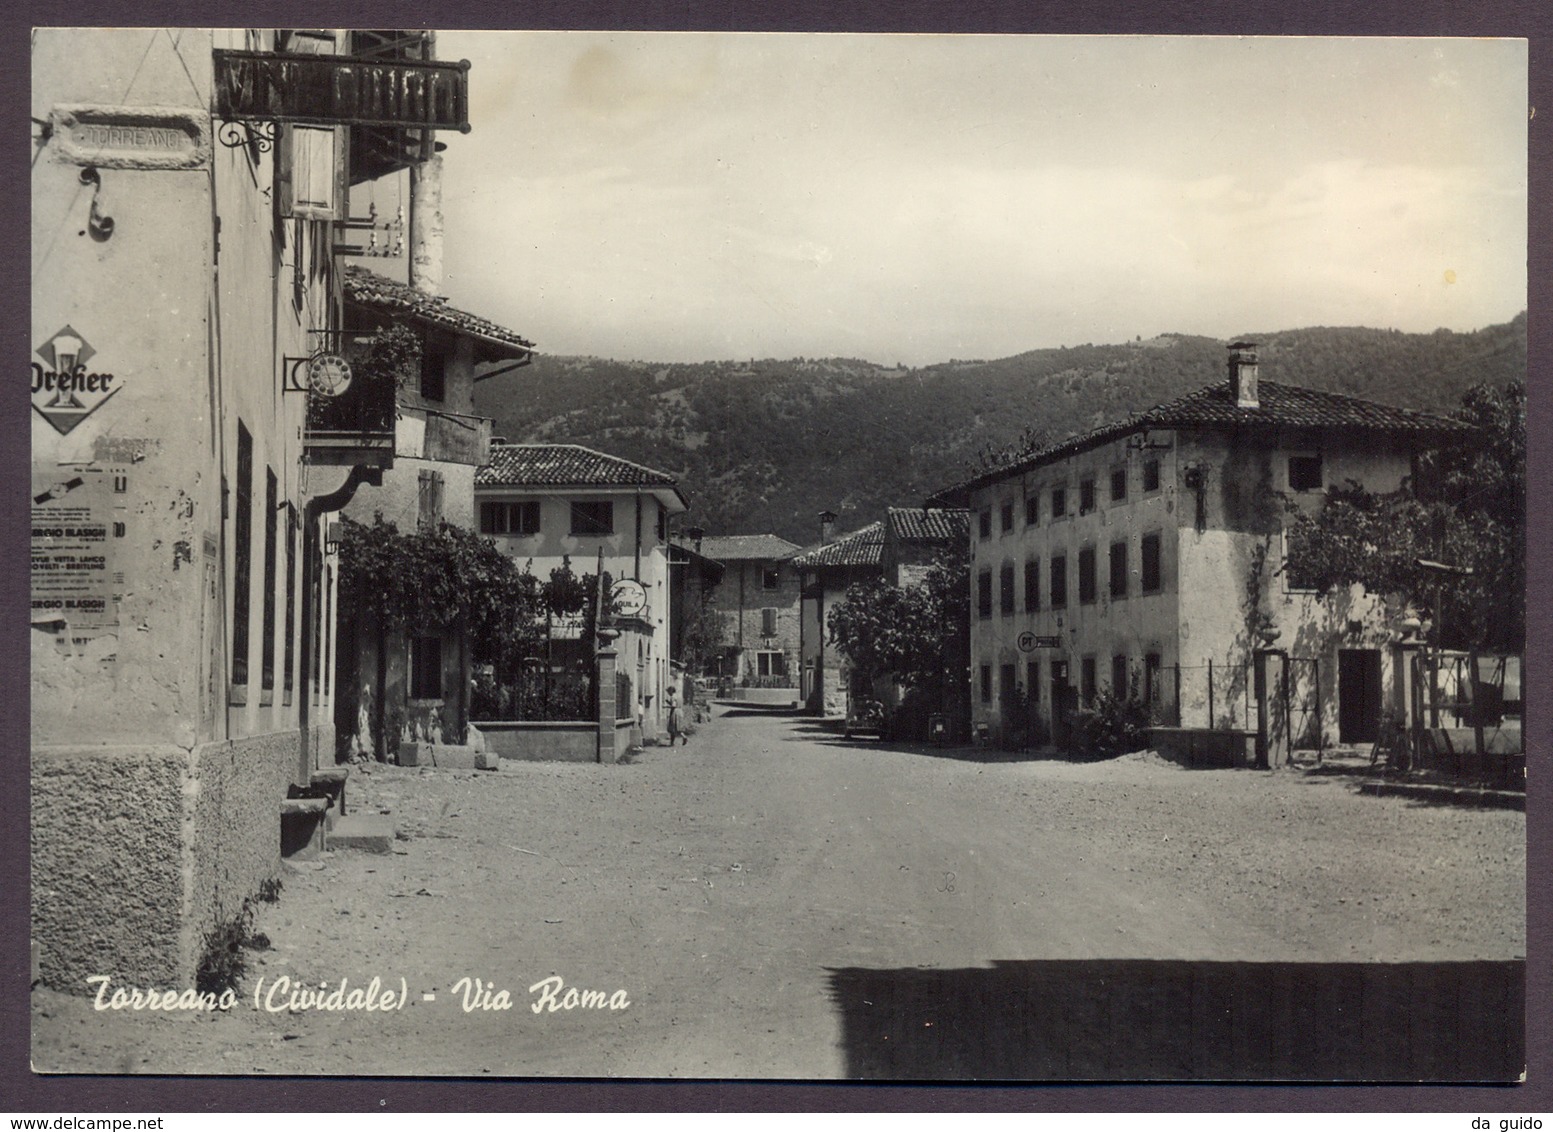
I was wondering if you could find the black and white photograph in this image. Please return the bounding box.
[26,27,1528,1086]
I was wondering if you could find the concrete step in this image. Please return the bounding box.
[326,814,395,854]
[281,797,330,860]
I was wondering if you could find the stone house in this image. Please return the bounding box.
[930,344,1470,752]
[693,533,805,688]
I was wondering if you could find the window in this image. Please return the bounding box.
[278,124,347,220]
[1078,545,1097,605]
[1024,558,1040,613]
[980,664,992,704]
[420,350,446,402]
[1000,502,1014,534]
[1026,661,1040,705]
[232,422,253,689]
[1289,453,1324,492]
[757,650,787,678]
[1112,654,1130,698]
[656,506,667,544]
[481,500,541,536]
[1025,494,1039,525]
[417,470,444,531]
[762,565,781,590]
[1111,467,1127,503]
[1143,459,1161,493]
[1141,532,1163,593]
[977,569,993,619]
[1109,539,1128,599]
[262,467,277,696]
[999,563,1016,615]
[1081,656,1097,704]
[978,510,992,539]
[761,607,778,637]
[570,500,614,535]
[1051,487,1067,519]
[1282,528,1322,592]
[410,636,443,699]
[1050,554,1067,609]
[1144,652,1162,708]
[1000,663,1017,707]
[1079,478,1096,514]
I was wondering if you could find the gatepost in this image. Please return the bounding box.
[596,646,618,764]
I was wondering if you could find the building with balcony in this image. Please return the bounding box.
[930,345,1470,752]
[30,27,473,992]
[335,265,533,760]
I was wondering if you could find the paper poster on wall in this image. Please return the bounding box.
[31,463,126,657]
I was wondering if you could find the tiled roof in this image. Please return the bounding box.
[931,378,1474,502]
[477,444,679,489]
[887,507,969,543]
[693,534,804,562]
[344,266,535,360]
[790,522,885,570]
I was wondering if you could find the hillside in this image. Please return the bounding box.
[472,315,1526,546]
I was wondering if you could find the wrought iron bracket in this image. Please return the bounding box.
[216,119,279,152]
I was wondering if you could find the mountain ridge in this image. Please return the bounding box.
[472,314,1526,546]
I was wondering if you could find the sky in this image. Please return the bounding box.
[370,33,1528,366]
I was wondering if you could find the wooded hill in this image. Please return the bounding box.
[472,314,1526,547]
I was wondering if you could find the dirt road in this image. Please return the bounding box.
[32,708,1525,1078]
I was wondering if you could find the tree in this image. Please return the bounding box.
[1283,381,1524,654]
[826,547,971,696]
[678,591,728,675]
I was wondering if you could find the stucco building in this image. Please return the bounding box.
[933,346,1470,750]
[30,28,471,990]
[473,444,687,740]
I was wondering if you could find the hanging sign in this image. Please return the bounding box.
[213,50,472,132]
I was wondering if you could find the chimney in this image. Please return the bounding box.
[1227,341,1259,409]
[686,525,704,553]
[409,152,445,295]
[819,510,837,545]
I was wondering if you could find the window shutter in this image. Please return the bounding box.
[761,608,777,637]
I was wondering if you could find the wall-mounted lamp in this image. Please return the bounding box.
[79,167,114,241]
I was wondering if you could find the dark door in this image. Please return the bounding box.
[1338,649,1383,744]
[1050,660,1073,748]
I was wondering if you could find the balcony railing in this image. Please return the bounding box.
[304,367,396,468]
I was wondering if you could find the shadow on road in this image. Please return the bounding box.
[825,958,1525,1082]
[777,719,1050,763]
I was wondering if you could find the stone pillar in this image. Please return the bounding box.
[1254,649,1289,769]
[596,647,618,764]
[1393,640,1423,730]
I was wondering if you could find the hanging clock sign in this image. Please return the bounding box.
[306,352,353,397]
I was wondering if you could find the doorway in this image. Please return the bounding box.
[1338,648,1383,744]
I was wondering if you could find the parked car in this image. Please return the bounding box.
[844,699,887,739]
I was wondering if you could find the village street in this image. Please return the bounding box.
[32,708,1524,1079]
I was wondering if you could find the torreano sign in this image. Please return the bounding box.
[213,51,471,132]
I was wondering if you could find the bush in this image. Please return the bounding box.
[1071,691,1152,758]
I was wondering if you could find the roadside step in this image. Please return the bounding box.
[326,813,396,854]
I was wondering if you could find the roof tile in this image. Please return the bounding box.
[790,522,885,569]
[344,266,535,359]
[477,444,679,488]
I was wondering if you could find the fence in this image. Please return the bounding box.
[470,666,592,723]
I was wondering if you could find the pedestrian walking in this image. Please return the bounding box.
[666,687,688,745]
